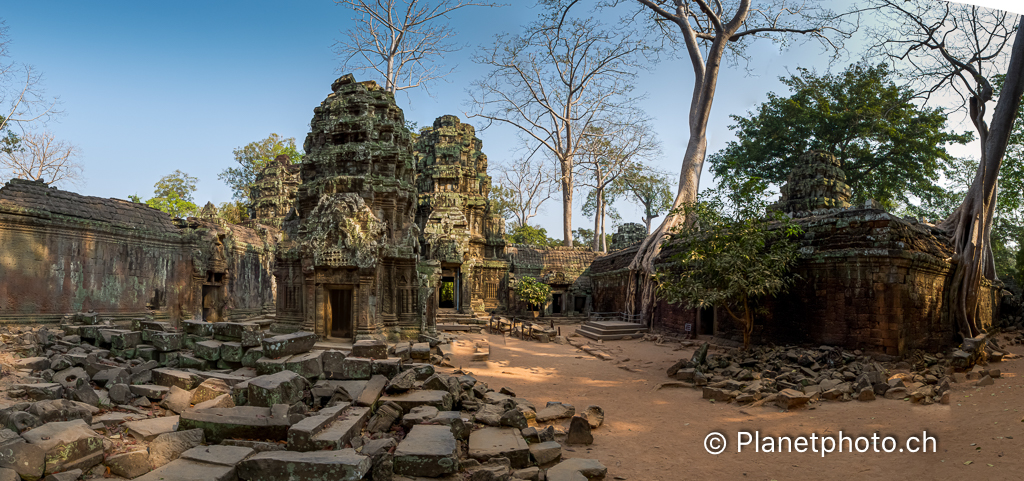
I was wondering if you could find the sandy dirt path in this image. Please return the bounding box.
[443,324,1024,481]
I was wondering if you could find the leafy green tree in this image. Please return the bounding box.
[709,63,973,210]
[514,275,551,314]
[146,170,199,219]
[617,166,674,234]
[217,201,248,225]
[218,133,303,205]
[507,224,561,248]
[657,177,803,349]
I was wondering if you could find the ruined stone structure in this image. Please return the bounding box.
[609,223,647,252]
[0,179,277,325]
[414,115,507,317]
[273,74,426,341]
[249,154,301,228]
[591,151,998,355]
[507,246,599,316]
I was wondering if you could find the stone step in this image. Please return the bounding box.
[305,406,372,451]
[237,449,371,481]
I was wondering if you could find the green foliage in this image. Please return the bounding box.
[508,224,562,247]
[709,63,973,211]
[146,170,199,219]
[657,176,803,349]
[127,194,142,203]
[617,166,674,232]
[489,184,516,226]
[217,201,248,225]
[219,133,303,204]
[514,275,551,311]
[0,116,19,155]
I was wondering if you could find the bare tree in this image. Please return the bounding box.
[490,155,559,230]
[468,2,653,246]
[0,20,61,137]
[0,130,83,187]
[577,123,661,252]
[865,0,1024,340]
[620,0,857,322]
[333,0,499,94]
[616,165,675,234]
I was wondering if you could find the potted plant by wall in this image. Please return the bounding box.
[514,275,551,318]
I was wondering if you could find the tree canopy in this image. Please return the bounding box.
[507,224,562,248]
[709,63,973,210]
[219,133,303,205]
[146,170,199,219]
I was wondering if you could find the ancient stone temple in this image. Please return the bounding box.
[414,115,507,317]
[507,246,599,316]
[249,154,301,228]
[590,150,1000,355]
[273,74,426,341]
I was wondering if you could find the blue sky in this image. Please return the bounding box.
[0,0,1020,237]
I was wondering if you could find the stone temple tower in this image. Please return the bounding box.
[274,74,426,341]
[775,150,853,216]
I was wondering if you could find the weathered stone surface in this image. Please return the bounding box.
[148,428,205,468]
[581,405,604,429]
[546,458,607,481]
[22,419,103,475]
[255,355,291,376]
[380,390,452,413]
[432,411,471,440]
[0,430,45,480]
[41,468,82,481]
[367,401,403,433]
[528,441,562,466]
[15,383,63,401]
[134,459,236,481]
[129,384,169,400]
[105,449,150,479]
[183,320,214,337]
[287,404,349,451]
[178,406,293,443]
[159,385,191,414]
[152,368,199,390]
[351,340,388,360]
[261,332,317,359]
[52,367,88,390]
[191,378,231,405]
[151,332,183,352]
[194,340,224,361]
[237,449,371,481]
[301,406,372,451]
[326,357,372,380]
[393,425,459,477]
[179,445,254,466]
[284,351,324,379]
[371,358,403,379]
[241,347,264,368]
[14,357,49,371]
[566,416,593,445]
[535,402,574,422]
[775,389,811,409]
[469,428,530,469]
[125,416,179,441]
[27,399,94,424]
[354,375,388,407]
[193,393,235,410]
[248,371,307,407]
[219,342,245,363]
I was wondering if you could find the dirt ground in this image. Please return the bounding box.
[443,324,1024,481]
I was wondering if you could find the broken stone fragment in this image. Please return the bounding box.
[21,419,103,476]
[393,424,459,477]
[351,339,388,360]
[261,332,317,359]
[148,428,205,468]
[535,402,575,422]
[581,405,604,428]
[104,449,149,479]
[566,416,593,445]
[247,371,308,407]
[237,449,371,481]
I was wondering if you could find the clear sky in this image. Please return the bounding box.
[0,0,1020,238]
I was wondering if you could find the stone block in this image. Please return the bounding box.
[135,346,156,361]
[410,343,430,360]
[151,332,183,352]
[325,357,372,380]
[134,459,237,481]
[177,406,293,443]
[105,449,150,479]
[128,384,169,400]
[469,427,531,469]
[179,445,254,466]
[237,449,371,481]
[0,430,45,481]
[248,371,307,407]
[125,415,179,441]
[194,340,223,361]
[529,441,562,465]
[183,320,214,337]
[351,340,388,360]
[148,428,205,468]
[192,378,232,405]
[21,419,103,475]
[213,322,258,341]
[285,351,324,379]
[14,357,49,371]
[546,458,607,481]
[393,425,459,477]
[379,390,452,412]
[261,332,317,359]
[241,347,264,368]
[152,368,200,390]
[220,342,245,363]
[110,331,142,350]
[287,404,350,451]
[371,358,403,379]
[535,402,575,422]
[255,355,291,376]
[566,416,593,445]
[179,354,210,371]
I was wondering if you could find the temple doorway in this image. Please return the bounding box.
[328,288,353,339]
[439,266,461,310]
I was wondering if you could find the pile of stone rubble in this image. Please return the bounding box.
[1,315,610,481]
[660,337,1011,410]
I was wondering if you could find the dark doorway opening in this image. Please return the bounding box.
[574,296,586,313]
[329,289,353,339]
[440,277,455,308]
[699,306,714,335]
[552,293,563,314]
[202,285,221,322]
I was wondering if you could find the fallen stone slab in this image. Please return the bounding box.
[213,322,259,342]
[351,339,387,360]
[546,458,607,480]
[284,351,324,379]
[311,380,367,403]
[325,357,372,380]
[188,370,249,387]
[255,355,291,376]
[13,383,63,401]
[129,384,170,400]
[125,415,179,441]
[237,449,371,481]
[183,320,214,337]
[15,357,50,371]
[468,427,531,469]
[354,375,388,408]
[148,428,205,469]
[393,425,459,477]
[775,388,811,410]
[179,445,254,466]
[261,332,317,359]
[0,429,45,481]
[194,340,224,362]
[151,332,183,352]
[178,406,293,443]
[379,390,452,413]
[303,406,372,451]
[220,342,245,363]
[193,393,235,410]
[152,368,200,390]
[535,402,574,422]
[27,399,95,424]
[192,378,232,405]
[134,458,237,481]
[21,419,103,475]
[248,371,307,407]
[105,449,150,479]
[287,403,349,451]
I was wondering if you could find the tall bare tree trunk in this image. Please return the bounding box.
[561,158,574,247]
[939,22,1024,340]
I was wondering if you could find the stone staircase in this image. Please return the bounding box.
[436,309,482,325]
[575,320,648,341]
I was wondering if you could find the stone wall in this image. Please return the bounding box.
[0,179,279,326]
[507,245,599,316]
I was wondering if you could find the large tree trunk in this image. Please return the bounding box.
[939,22,1024,340]
[561,159,574,247]
[592,188,602,251]
[624,1,747,323]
